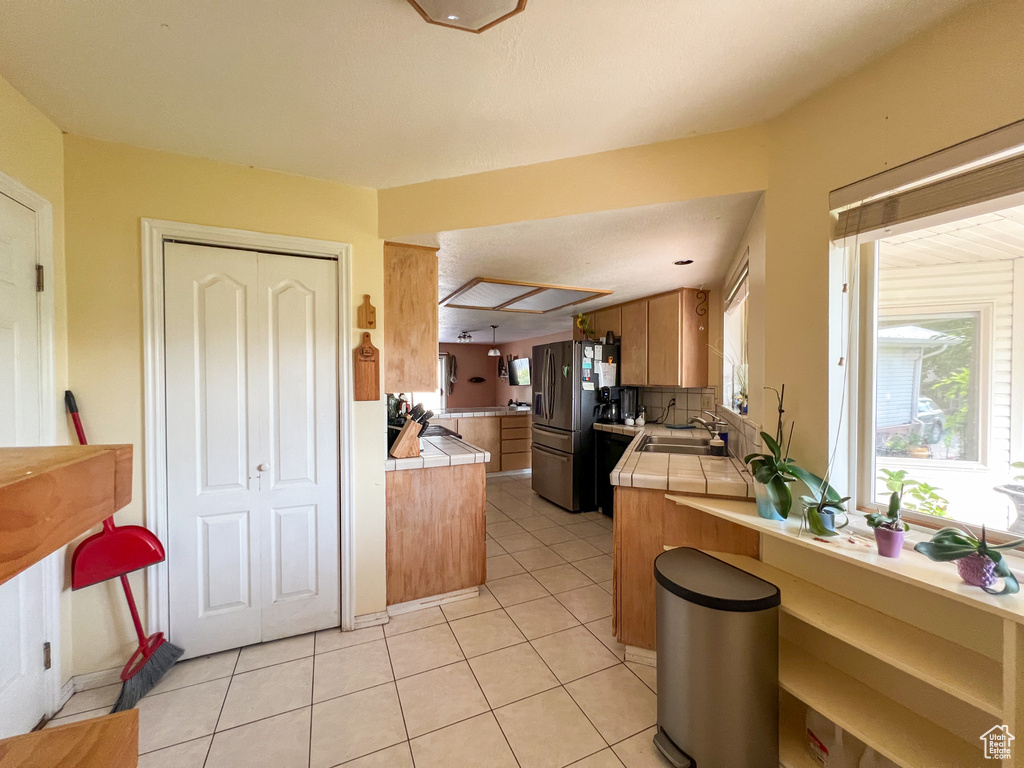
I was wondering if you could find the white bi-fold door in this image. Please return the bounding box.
[164,242,340,658]
[0,190,48,736]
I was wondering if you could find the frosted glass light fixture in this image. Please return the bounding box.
[406,0,527,33]
[488,325,501,356]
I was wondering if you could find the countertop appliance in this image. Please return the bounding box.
[620,386,639,421]
[531,340,619,511]
[594,386,621,423]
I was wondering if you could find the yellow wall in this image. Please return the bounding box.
[0,74,72,682]
[63,136,385,675]
[377,0,1024,473]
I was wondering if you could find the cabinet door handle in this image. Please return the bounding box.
[257,463,270,472]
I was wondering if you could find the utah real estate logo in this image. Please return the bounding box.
[981,725,1014,759]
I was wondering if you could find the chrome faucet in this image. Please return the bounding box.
[688,414,727,436]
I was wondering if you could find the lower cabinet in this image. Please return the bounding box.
[501,415,532,471]
[456,417,502,473]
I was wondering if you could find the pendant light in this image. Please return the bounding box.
[487,325,501,356]
[457,331,472,343]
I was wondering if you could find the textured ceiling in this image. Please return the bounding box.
[0,0,972,189]
[406,192,763,343]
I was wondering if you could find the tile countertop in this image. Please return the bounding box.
[604,424,755,497]
[433,406,531,418]
[385,435,491,472]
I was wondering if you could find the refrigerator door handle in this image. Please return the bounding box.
[534,444,570,462]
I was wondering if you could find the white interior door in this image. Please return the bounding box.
[0,190,48,736]
[164,243,339,658]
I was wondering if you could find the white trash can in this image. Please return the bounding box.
[653,547,780,767]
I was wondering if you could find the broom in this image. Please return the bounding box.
[66,390,184,711]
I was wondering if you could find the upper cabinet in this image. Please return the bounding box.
[646,292,680,386]
[620,300,648,386]
[384,242,439,393]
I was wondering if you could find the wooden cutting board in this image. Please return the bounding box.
[353,332,380,401]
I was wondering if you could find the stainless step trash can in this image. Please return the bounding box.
[653,547,780,768]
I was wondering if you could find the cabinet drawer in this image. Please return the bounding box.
[501,427,531,440]
[502,415,531,428]
[502,439,531,454]
[501,452,531,472]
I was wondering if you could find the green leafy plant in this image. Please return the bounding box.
[798,490,851,537]
[865,488,910,532]
[877,469,950,518]
[914,526,1024,595]
[1012,462,1024,483]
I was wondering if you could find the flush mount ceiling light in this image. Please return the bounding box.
[457,331,473,343]
[441,278,612,314]
[406,0,528,33]
[487,325,501,356]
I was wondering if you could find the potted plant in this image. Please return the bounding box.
[575,313,595,341]
[915,526,1024,595]
[865,488,909,558]
[799,490,851,537]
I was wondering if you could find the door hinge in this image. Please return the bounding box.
[43,642,51,670]
[35,264,44,292]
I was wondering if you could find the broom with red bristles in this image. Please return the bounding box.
[66,390,184,711]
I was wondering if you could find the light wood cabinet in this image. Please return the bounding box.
[456,416,502,473]
[0,710,139,768]
[619,301,648,386]
[679,288,709,388]
[646,292,680,386]
[592,306,621,339]
[384,242,439,393]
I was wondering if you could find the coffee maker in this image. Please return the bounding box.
[620,387,639,422]
[594,386,621,423]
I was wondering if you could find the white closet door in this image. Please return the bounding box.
[0,191,47,736]
[164,243,340,657]
[256,252,339,639]
[165,243,263,656]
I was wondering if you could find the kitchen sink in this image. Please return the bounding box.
[636,434,711,455]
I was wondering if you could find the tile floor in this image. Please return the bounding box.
[49,472,672,768]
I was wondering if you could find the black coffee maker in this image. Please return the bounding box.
[594,386,622,423]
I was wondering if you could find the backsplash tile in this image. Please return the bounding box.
[637,387,717,427]
[715,406,762,464]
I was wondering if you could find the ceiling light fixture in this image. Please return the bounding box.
[406,0,527,33]
[488,325,501,357]
[457,331,473,343]
[674,260,694,265]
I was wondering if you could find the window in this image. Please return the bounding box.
[412,354,448,412]
[723,266,749,414]
[858,202,1024,532]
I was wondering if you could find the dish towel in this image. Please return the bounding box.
[447,355,457,395]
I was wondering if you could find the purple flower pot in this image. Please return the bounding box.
[957,553,997,589]
[873,527,904,558]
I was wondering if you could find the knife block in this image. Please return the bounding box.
[389,418,421,459]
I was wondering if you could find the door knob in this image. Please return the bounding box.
[257,463,270,472]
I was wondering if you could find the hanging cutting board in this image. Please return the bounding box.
[353,332,380,401]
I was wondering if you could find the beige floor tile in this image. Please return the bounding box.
[395,661,488,738]
[44,708,110,728]
[137,736,212,768]
[532,526,580,546]
[494,688,605,768]
[566,665,657,744]
[570,749,626,767]
[310,683,407,768]
[585,618,626,661]
[383,606,446,637]
[573,555,613,583]
[205,707,311,768]
[386,623,464,679]
[58,682,122,716]
[625,662,657,693]
[586,533,614,554]
[486,508,511,524]
[515,514,560,531]
[487,520,526,538]
[235,633,314,673]
[468,643,560,709]
[136,677,230,753]
[599,579,614,594]
[550,539,603,562]
[410,712,518,768]
[531,563,594,594]
[486,554,526,580]
[149,649,239,696]
[315,624,384,655]
[449,609,526,657]
[340,742,413,767]
[494,532,544,553]
[556,584,612,623]
[313,638,394,702]
[511,546,567,572]
[531,626,620,683]
[217,657,313,731]
[564,521,608,539]
[505,596,580,639]
[486,573,549,607]
[487,539,507,557]
[611,727,671,768]
[441,585,501,620]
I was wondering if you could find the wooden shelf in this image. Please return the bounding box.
[780,640,982,768]
[0,444,132,586]
[666,493,1024,625]
[779,692,818,768]
[708,551,1003,717]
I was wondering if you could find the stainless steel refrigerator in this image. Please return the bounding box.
[531,340,619,511]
